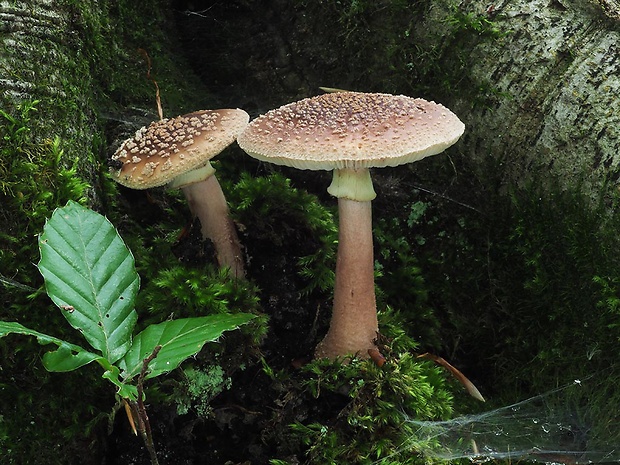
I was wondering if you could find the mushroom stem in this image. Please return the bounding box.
[181,175,245,279]
[315,196,378,359]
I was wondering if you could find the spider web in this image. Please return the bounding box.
[399,376,620,464]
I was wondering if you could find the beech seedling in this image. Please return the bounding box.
[0,201,255,464]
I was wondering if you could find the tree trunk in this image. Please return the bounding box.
[431,0,620,196]
[0,0,97,171]
[0,2,205,463]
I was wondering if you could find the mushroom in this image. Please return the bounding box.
[110,109,249,279]
[237,92,464,359]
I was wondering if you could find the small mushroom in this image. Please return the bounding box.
[110,109,249,279]
[237,92,464,359]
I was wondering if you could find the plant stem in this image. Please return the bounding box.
[135,345,162,465]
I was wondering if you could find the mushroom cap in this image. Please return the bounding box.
[237,92,464,171]
[110,109,249,189]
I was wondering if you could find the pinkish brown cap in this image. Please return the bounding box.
[237,92,464,171]
[110,109,249,189]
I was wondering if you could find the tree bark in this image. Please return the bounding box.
[0,0,97,165]
[1,0,67,101]
[436,0,620,196]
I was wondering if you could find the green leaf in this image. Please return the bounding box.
[0,321,106,372]
[119,314,255,381]
[102,366,138,400]
[37,201,139,363]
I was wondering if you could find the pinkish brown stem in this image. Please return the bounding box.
[315,198,378,359]
[182,175,245,279]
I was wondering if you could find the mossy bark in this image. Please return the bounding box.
[441,0,620,196]
[1,0,210,197]
[0,0,98,185]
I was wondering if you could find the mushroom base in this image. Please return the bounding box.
[315,198,378,359]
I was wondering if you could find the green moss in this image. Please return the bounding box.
[496,181,620,386]
[0,100,89,302]
[139,265,262,321]
[229,171,338,295]
[0,98,100,465]
[267,316,454,465]
[373,198,443,348]
[174,365,232,417]
[414,167,620,402]
[60,0,210,116]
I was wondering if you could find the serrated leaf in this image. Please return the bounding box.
[37,201,139,363]
[119,314,255,381]
[0,321,106,372]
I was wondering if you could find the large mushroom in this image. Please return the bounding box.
[110,109,249,279]
[237,92,464,359]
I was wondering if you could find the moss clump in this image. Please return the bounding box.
[141,266,261,318]
[264,312,454,465]
[373,197,443,348]
[229,171,338,294]
[173,365,232,417]
[0,99,89,318]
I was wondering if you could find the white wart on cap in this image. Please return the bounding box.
[237,92,465,171]
[111,109,249,189]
